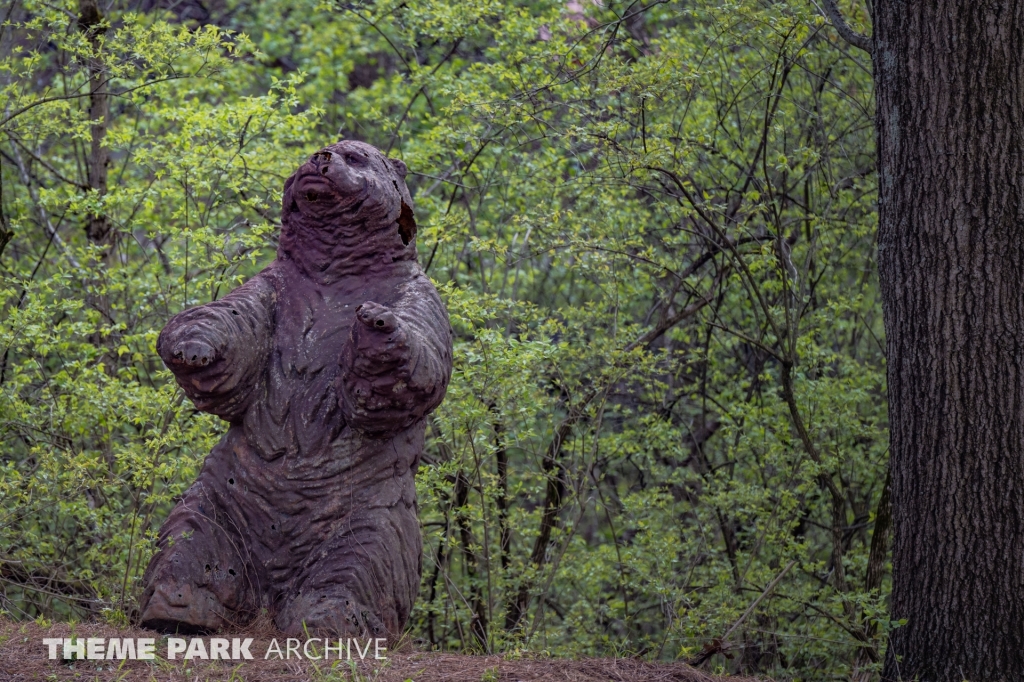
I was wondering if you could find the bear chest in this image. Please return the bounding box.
[272,269,411,378]
[275,287,359,378]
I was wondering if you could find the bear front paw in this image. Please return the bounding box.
[355,301,398,333]
[169,338,221,369]
[158,319,230,374]
[349,301,409,374]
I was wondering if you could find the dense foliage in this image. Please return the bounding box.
[0,0,887,677]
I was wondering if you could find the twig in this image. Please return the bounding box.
[8,145,81,271]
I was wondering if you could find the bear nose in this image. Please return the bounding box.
[312,150,332,173]
[316,152,363,194]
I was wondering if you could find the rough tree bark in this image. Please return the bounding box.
[873,2,1024,679]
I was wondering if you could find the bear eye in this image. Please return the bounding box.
[345,153,366,166]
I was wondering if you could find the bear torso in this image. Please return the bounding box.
[242,258,422,465]
[199,257,429,590]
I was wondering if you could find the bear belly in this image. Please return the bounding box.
[214,422,422,578]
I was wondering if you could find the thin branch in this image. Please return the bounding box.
[817,0,872,55]
[9,145,81,271]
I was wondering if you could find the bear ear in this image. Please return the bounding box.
[398,200,417,246]
[388,157,409,178]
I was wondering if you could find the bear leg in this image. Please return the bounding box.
[139,482,261,633]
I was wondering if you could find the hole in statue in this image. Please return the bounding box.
[375,320,385,327]
[228,568,236,576]
[306,191,319,202]
[228,478,235,485]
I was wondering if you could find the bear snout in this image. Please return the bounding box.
[311,150,364,196]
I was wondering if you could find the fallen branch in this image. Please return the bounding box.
[688,559,797,666]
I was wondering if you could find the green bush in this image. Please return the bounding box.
[0,0,886,677]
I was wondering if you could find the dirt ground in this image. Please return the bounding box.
[0,618,754,682]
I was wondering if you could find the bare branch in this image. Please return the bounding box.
[818,0,872,55]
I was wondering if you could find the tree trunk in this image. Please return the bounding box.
[875,2,1024,679]
[79,0,109,246]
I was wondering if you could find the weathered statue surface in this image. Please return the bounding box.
[138,141,453,638]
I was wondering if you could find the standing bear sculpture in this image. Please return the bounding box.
[138,140,453,638]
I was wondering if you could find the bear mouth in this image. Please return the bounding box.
[295,170,367,205]
[296,173,335,193]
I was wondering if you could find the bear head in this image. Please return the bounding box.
[279,140,417,282]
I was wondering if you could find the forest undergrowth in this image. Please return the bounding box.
[0,0,887,678]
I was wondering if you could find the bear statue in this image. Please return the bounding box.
[137,140,453,639]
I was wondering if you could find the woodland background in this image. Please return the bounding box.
[0,0,885,678]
